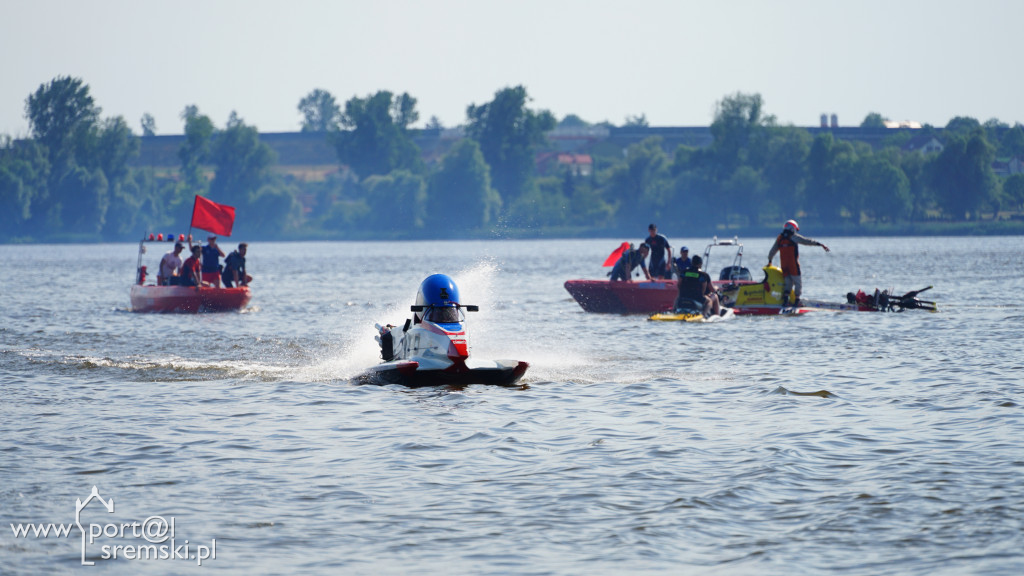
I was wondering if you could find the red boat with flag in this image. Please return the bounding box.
[130,195,252,313]
[564,237,756,314]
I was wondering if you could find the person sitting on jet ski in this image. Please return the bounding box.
[674,255,720,317]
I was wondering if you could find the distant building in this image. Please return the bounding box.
[884,120,923,129]
[536,152,593,177]
[993,156,1024,176]
[903,135,944,154]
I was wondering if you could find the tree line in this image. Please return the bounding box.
[3,76,1024,243]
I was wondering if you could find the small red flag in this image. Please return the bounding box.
[602,242,631,267]
[190,195,235,237]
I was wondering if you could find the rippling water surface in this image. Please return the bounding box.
[2,236,1023,575]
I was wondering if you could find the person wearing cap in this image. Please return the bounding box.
[768,219,830,307]
[642,223,672,279]
[221,243,251,288]
[609,243,651,282]
[201,235,226,288]
[671,246,691,279]
[180,245,204,287]
[158,242,185,285]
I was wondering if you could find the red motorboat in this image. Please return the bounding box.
[565,237,756,314]
[130,283,251,313]
[129,197,251,313]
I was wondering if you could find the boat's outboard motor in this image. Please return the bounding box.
[414,274,461,324]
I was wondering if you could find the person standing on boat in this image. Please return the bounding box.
[201,235,226,288]
[222,243,251,288]
[671,246,691,279]
[181,245,203,287]
[643,223,673,279]
[159,242,185,285]
[767,220,830,306]
[609,244,651,282]
[675,255,720,317]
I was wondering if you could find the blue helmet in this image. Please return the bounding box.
[415,274,460,323]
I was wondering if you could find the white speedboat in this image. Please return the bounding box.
[361,274,529,387]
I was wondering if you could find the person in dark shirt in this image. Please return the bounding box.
[671,246,691,279]
[609,244,651,282]
[643,223,672,279]
[221,243,251,288]
[674,255,720,317]
[201,235,226,287]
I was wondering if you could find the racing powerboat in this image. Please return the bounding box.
[361,274,529,387]
[565,236,756,314]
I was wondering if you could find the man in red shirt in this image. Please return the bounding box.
[181,245,203,287]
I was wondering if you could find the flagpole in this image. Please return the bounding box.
[188,195,197,248]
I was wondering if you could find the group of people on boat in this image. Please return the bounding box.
[610,219,830,316]
[157,234,250,288]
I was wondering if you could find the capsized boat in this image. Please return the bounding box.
[129,233,251,313]
[565,236,756,314]
[361,274,529,387]
[728,265,936,315]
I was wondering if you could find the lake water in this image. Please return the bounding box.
[2,236,1023,575]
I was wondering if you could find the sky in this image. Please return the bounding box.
[2,0,1022,137]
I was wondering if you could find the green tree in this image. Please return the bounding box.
[708,92,775,180]
[929,130,997,219]
[334,91,421,179]
[999,125,1024,157]
[0,138,49,237]
[508,177,569,227]
[805,133,857,224]
[859,150,912,222]
[140,113,157,137]
[24,76,100,173]
[1003,174,1024,211]
[209,111,278,207]
[559,114,589,128]
[56,165,108,234]
[604,137,670,226]
[179,105,215,198]
[762,127,811,221]
[466,85,555,203]
[363,170,426,232]
[298,88,341,132]
[945,116,981,136]
[427,139,500,230]
[860,113,888,129]
[623,114,648,127]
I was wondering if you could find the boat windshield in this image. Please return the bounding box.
[425,305,463,324]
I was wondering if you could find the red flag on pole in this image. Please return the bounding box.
[190,195,235,237]
[602,242,631,267]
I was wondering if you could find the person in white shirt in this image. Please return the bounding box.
[159,242,185,285]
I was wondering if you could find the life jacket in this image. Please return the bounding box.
[677,268,705,300]
[776,231,801,276]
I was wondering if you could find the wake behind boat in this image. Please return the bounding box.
[361,274,528,388]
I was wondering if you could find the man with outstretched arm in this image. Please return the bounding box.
[767,219,830,307]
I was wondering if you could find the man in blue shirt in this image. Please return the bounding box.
[201,235,226,287]
[672,246,691,279]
